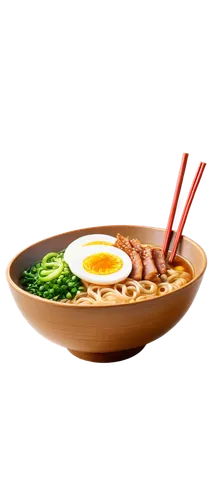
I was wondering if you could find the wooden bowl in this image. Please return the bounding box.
[6,225,207,363]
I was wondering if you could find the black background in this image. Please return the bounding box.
[0,133,214,368]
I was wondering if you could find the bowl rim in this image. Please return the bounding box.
[6,224,207,309]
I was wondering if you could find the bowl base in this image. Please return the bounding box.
[67,345,145,363]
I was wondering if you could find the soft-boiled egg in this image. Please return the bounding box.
[64,234,116,264]
[66,244,132,285]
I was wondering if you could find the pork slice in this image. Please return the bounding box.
[129,250,143,280]
[114,233,143,280]
[114,233,133,256]
[152,247,167,275]
[130,238,144,259]
[142,246,159,282]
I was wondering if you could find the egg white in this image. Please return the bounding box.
[64,234,116,264]
[66,244,132,285]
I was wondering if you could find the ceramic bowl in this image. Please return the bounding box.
[6,225,207,363]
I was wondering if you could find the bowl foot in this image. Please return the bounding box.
[67,345,145,363]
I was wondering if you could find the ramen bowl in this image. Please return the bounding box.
[6,225,207,363]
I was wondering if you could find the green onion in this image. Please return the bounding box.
[20,249,84,302]
[42,252,58,269]
[39,262,64,282]
[53,295,60,301]
[44,261,61,269]
[39,269,53,277]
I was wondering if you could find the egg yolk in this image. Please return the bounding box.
[83,252,123,275]
[84,241,112,246]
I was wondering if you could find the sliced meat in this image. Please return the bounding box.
[142,246,159,282]
[129,250,143,281]
[114,233,143,280]
[130,238,144,259]
[114,233,133,256]
[152,247,167,275]
[130,238,144,279]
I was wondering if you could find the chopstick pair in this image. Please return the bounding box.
[162,153,206,263]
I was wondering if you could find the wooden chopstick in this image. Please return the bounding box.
[173,192,184,229]
[162,153,189,256]
[168,161,206,263]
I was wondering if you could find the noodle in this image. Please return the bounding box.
[157,282,173,296]
[139,280,157,295]
[61,267,192,306]
[61,245,192,306]
[167,272,181,282]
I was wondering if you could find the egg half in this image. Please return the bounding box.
[66,245,132,285]
[64,234,116,265]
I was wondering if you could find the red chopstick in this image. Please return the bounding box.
[162,153,189,256]
[169,161,206,263]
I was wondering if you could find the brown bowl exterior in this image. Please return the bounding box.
[6,225,207,362]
